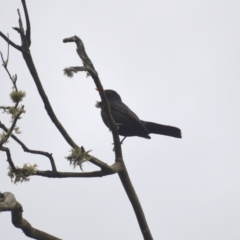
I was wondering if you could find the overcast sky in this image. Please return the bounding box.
[1,1,240,239]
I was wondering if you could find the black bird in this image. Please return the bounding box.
[96,89,181,142]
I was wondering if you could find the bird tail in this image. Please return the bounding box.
[142,121,182,138]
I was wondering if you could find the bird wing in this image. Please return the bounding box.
[108,101,150,134]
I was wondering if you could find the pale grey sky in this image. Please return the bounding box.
[1,1,240,239]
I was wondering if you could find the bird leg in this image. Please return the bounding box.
[112,136,127,151]
[120,136,127,144]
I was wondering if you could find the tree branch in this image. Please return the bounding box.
[0,192,62,240]
[1,143,122,183]
[3,7,112,172]
[0,146,18,172]
[0,32,22,51]
[0,122,124,178]
[0,121,57,171]
[63,36,153,240]
[0,50,19,92]
[32,162,123,178]
[21,0,31,46]
[0,106,24,148]
[63,36,123,158]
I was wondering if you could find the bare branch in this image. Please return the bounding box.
[0,146,17,172]
[13,17,75,147]
[21,0,31,46]
[12,9,29,51]
[0,121,57,171]
[0,48,19,92]
[0,192,62,240]
[0,32,22,51]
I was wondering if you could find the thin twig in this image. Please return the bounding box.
[6,33,10,62]
[0,49,18,92]
[0,146,17,172]
[0,32,22,51]
[0,121,57,171]
[0,106,24,148]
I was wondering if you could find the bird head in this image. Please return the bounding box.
[104,89,122,102]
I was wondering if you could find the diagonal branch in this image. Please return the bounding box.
[0,106,24,148]
[63,36,123,159]
[0,32,22,51]
[0,51,19,92]
[0,146,18,172]
[0,122,57,171]
[63,36,153,240]
[7,8,112,172]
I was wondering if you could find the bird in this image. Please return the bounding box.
[96,89,181,142]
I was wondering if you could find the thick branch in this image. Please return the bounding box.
[118,170,153,240]
[0,192,62,240]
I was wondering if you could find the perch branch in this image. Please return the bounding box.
[63,36,153,239]
[63,36,123,158]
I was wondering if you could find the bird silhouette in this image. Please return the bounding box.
[96,89,181,142]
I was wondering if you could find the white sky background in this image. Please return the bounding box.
[0,1,240,239]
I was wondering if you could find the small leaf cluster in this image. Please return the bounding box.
[65,147,92,170]
[63,68,74,78]
[1,106,25,121]
[8,163,38,184]
[10,90,26,103]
